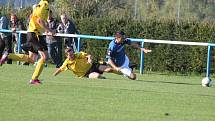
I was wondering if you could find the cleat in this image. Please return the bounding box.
[29,79,41,85]
[128,73,136,80]
[0,51,8,66]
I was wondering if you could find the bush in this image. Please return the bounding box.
[77,17,215,74]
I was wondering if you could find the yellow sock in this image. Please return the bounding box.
[31,59,45,80]
[8,54,29,62]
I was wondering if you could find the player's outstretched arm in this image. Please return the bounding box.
[53,68,62,76]
[141,48,152,53]
[131,42,152,53]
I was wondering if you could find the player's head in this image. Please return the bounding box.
[10,14,17,23]
[65,48,75,60]
[33,0,50,20]
[115,31,126,43]
[60,14,68,24]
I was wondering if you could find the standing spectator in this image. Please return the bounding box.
[46,11,63,68]
[106,31,152,80]
[0,16,12,64]
[9,14,26,53]
[57,14,79,50]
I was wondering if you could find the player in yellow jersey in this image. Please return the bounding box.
[0,0,55,84]
[53,48,113,79]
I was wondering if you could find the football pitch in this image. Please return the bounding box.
[0,65,215,121]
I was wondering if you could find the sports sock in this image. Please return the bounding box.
[31,59,45,80]
[8,54,29,62]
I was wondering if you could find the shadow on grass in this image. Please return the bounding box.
[107,76,200,86]
[137,79,200,86]
[118,87,215,98]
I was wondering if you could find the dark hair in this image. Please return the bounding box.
[64,48,74,56]
[10,14,17,18]
[115,31,125,36]
[115,31,126,38]
[65,48,74,53]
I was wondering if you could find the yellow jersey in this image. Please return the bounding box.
[28,0,49,35]
[60,52,92,77]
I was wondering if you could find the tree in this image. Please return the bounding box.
[53,0,133,19]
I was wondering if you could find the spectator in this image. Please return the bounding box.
[0,16,12,64]
[57,14,79,50]
[46,11,63,68]
[106,31,152,80]
[9,14,26,53]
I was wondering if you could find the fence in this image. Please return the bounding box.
[0,29,214,81]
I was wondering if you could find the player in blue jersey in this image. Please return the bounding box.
[106,31,151,80]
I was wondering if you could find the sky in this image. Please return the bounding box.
[0,0,40,9]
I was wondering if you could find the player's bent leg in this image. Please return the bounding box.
[88,72,106,79]
[120,68,132,77]
[98,65,113,72]
[88,72,101,79]
[0,51,37,66]
[0,51,8,66]
[120,67,136,80]
[28,51,38,63]
[8,54,32,63]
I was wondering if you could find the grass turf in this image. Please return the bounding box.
[0,64,215,121]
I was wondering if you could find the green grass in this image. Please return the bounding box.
[0,64,215,121]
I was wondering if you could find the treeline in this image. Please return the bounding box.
[2,0,215,21]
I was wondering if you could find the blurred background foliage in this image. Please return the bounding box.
[1,0,215,74]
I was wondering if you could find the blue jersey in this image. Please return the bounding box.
[106,38,131,67]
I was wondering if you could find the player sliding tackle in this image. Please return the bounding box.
[53,48,113,79]
[106,31,151,80]
[0,0,55,85]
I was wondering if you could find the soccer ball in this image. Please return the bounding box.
[201,77,212,87]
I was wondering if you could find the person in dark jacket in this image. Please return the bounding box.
[0,16,12,64]
[9,14,26,53]
[46,11,63,68]
[57,14,79,50]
